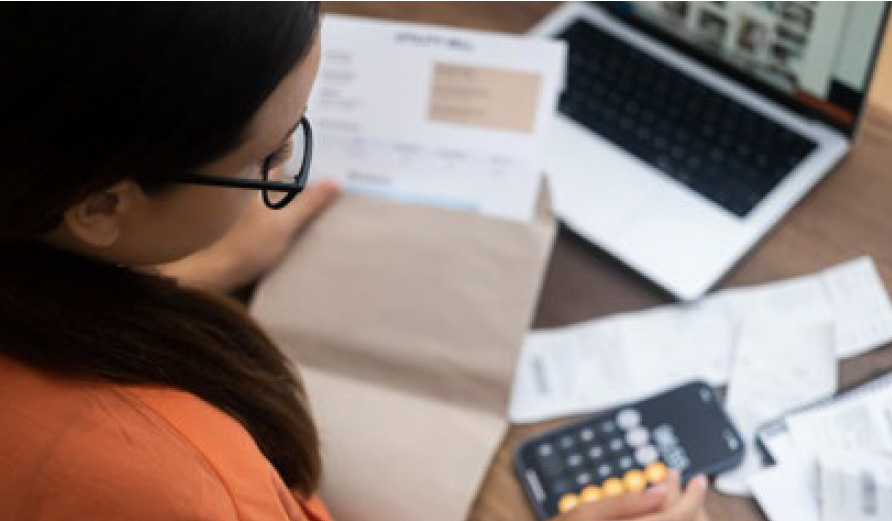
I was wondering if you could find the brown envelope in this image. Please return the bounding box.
[251,181,555,521]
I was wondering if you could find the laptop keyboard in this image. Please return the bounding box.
[556,20,817,217]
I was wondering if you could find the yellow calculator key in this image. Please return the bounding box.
[558,493,580,513]
[623,469,648,492]
[645,462,669,484]
[602,477,625,497]
[580,485,602,502]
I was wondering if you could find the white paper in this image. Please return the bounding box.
[750,458,821,521]
[721,257,892,359]
[300,15,566,222]
[715,319,837,496]
[509,321,635,423]
[785,384,892,475]
[508,304,736,423]
[819,449,892,521]
[755,376,892,521]
[823,258,892,357]
[509,257,892,424]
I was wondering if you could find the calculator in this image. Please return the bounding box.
[514,381,744,519]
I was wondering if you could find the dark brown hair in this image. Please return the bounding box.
[0,3,322,494]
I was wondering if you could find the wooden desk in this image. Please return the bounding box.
[321,3,892,520]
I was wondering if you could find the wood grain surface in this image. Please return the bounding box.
[320,3,892,520]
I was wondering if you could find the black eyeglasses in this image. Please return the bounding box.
[167,116,314,209]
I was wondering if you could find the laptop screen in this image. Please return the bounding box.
[605,2,888,134]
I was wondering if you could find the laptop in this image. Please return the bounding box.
[530,2,889,300]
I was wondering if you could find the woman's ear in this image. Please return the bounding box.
[61,180,141,248]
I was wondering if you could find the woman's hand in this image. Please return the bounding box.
[158,180,339,292]
[553,472,709,521]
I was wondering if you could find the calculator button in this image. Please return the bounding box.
[600,421,617,435]
[575,471,593,486]
[597,463,613,478]
[602,478,625,497]
[645,462,669,484]
[537,444,554,457]
[618,455,634,470]
[580,485,602,502]
[559,435,576,451]
[626,427,649,448]
[623,470,648,492]
[579,427,596,442]
[609,438,625,452]
[635,445,660,466]
[588,446,604,460]
[558,493,580,513]
[616,408,642,430]
[567,453,584,468]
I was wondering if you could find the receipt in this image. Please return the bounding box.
[715,318,837,496]
[620,302,736,389]
[819,449,892,521]
[723,257,892,359]
[509,257,892,424]
[507,306,736,423]
[824,258,892,357]
[784,384,892,492]
[509,321,635,423]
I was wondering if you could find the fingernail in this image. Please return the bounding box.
[692,475,708,490]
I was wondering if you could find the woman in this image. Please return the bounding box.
[0,4,709,520]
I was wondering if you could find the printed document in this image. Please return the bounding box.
[296,15,566,222]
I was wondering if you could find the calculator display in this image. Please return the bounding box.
[514,381,744,519]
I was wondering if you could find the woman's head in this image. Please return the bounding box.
[0,3,321,265]
[0,2,325,494]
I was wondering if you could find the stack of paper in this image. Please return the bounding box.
[751,381,892,521]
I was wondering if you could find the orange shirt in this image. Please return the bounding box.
[0,355,334,521]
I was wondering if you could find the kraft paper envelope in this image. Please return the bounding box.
[251,182,556,521]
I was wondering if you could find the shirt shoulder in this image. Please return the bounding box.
[128,387,332,521]
[0,357,308,521]
[9,383,240,520]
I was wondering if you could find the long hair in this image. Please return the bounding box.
[0,3,322,494]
